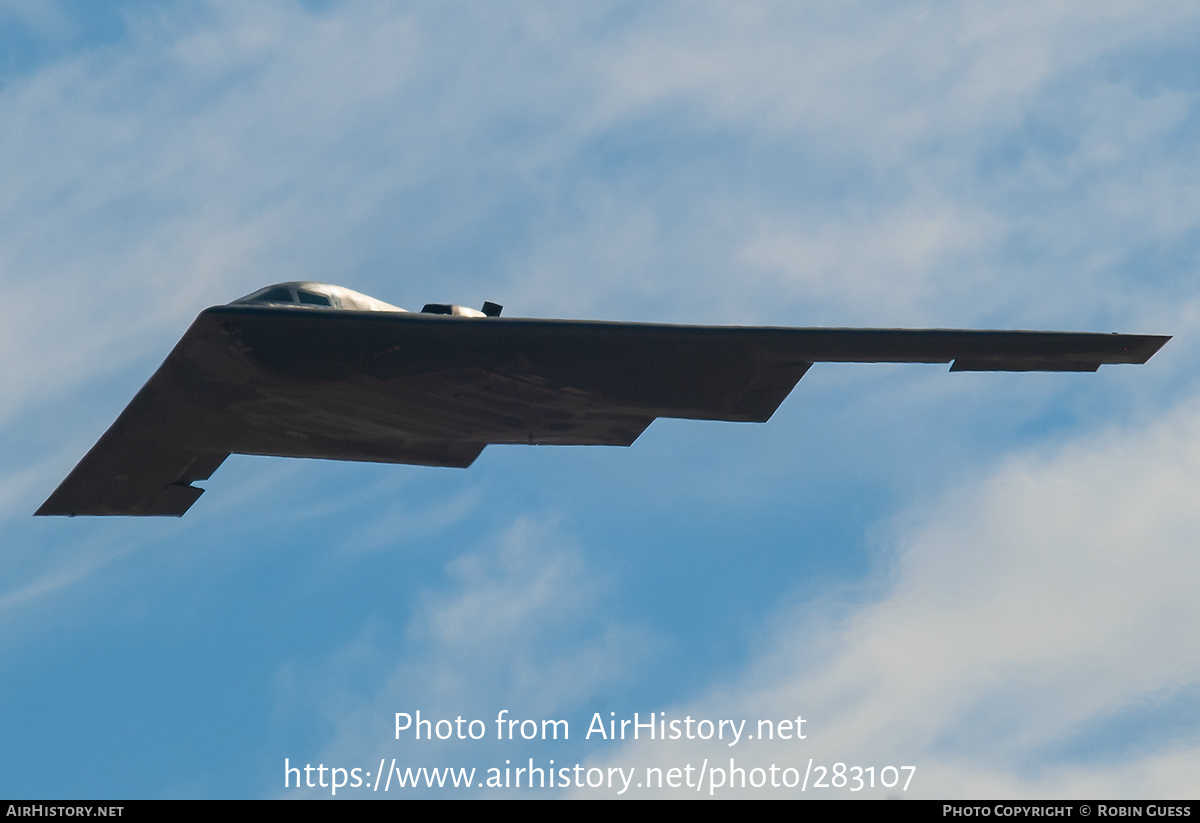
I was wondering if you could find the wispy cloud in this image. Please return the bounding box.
[281,518,658,797]
[581,392,1200,797]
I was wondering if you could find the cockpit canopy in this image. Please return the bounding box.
[244,284,330,306]
[231,282,407,312]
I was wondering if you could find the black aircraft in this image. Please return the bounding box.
[37,282,1170,516]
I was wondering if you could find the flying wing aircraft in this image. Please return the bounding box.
[36,282,1170,517]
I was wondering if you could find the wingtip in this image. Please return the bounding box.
[1126,334,1172,365]
[33,482,204,517]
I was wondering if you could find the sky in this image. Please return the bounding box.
[2,0,1200,799]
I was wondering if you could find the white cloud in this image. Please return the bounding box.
[578,392,1200,797]
[285,517,659,797]
[590,1,1196,148]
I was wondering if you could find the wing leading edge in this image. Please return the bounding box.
[36,304,1169,516]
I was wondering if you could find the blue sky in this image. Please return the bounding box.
[3,0,1200,798]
